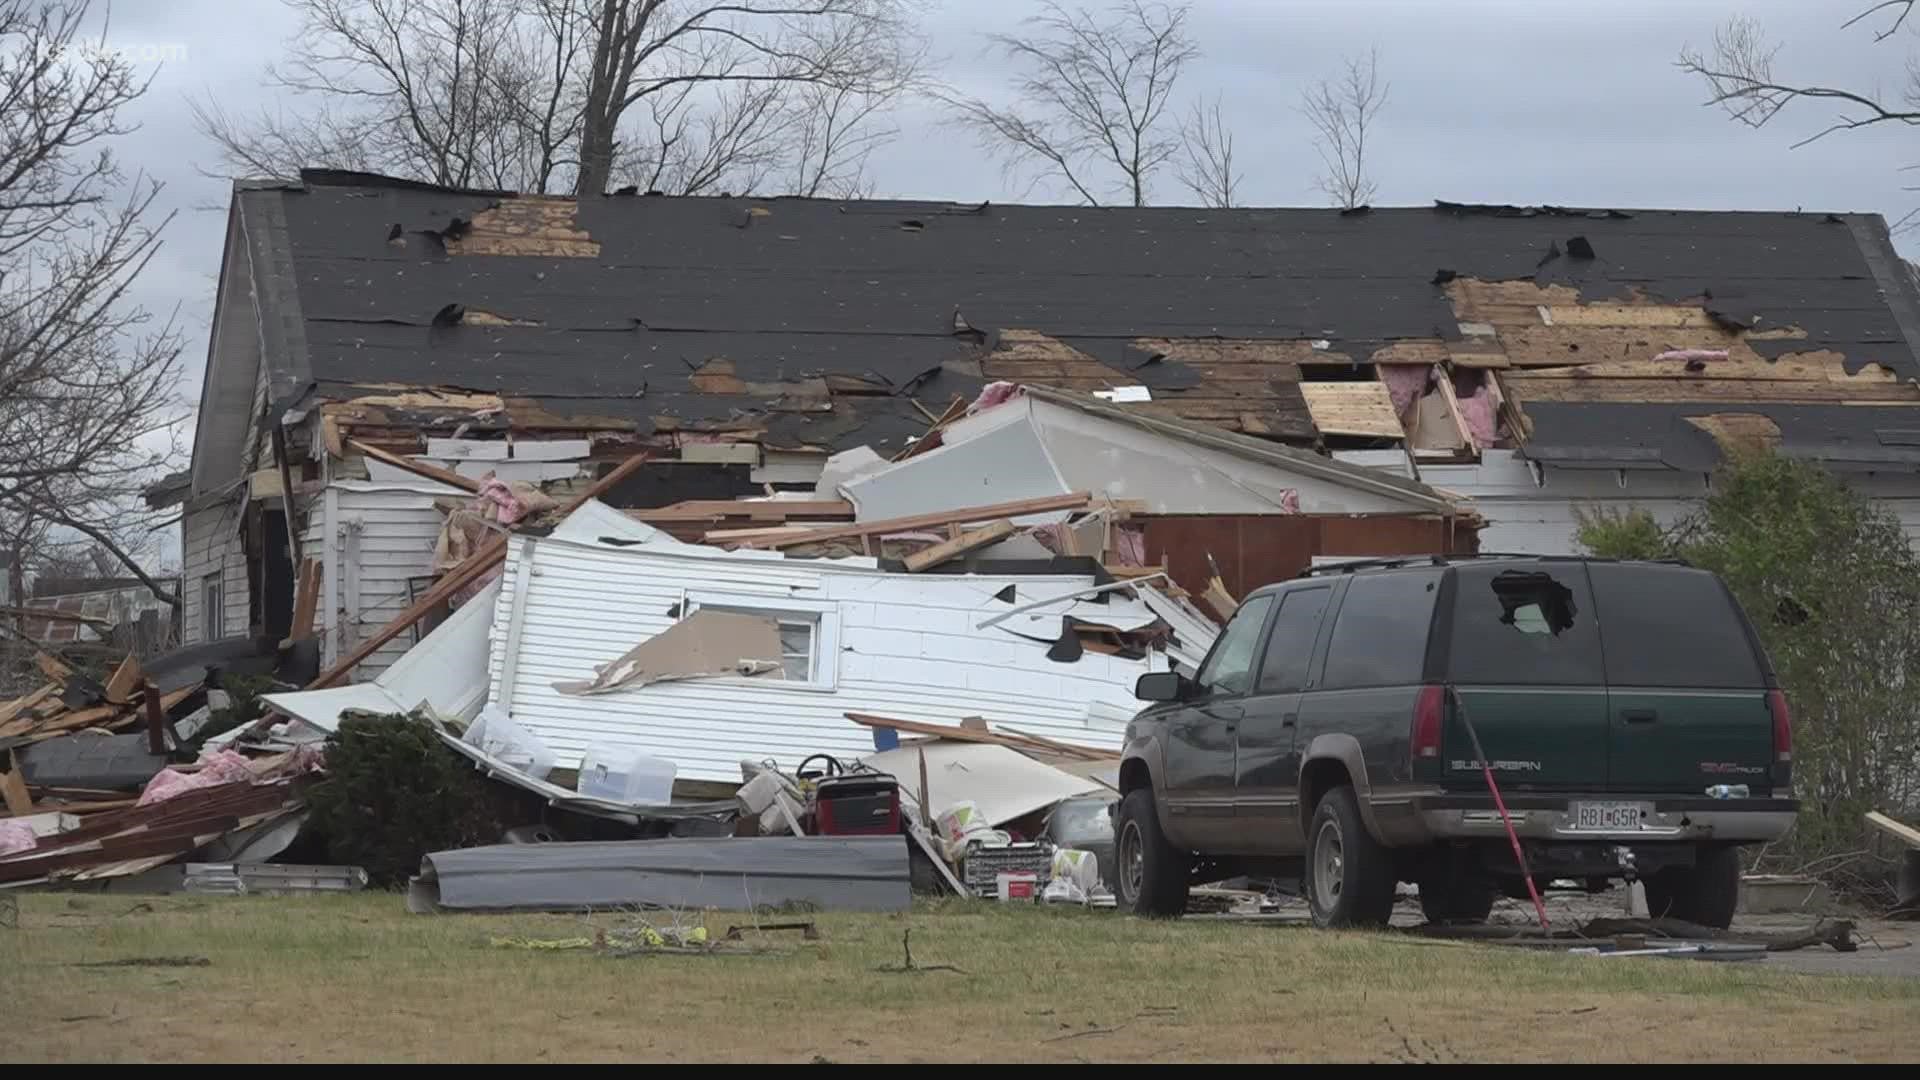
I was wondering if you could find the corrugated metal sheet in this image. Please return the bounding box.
[488,536,1154,783]
[407,836,911,913]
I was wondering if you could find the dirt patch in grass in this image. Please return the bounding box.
[3,893,1916,1063]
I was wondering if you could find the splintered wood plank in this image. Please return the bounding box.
[103,656,142,705]
[1300,382,1406,438]
[904,520,1016,572]
[1866,810,1920,849]
[0,685,56,727]
[1684,413,1783,455]
[2,751,32,815]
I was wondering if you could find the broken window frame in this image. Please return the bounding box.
[680,592,840,691]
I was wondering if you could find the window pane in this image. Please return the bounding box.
[1588,563,1763,688]
[1446,564,1603,685]
[1319,570,1441,690]
[778,623,812,656]
[1255,587,1331,693]
[1195,593,1275,697]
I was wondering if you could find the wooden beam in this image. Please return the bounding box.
[285,559,321,645]
[903,520,1016,571]
[141,679,166,755]
[305,451,652,689]
[712,492,1092,549]
[628,499,852,523]
[1866,810,1920,849]
[846,711,1113,761]
[348,439,482,492]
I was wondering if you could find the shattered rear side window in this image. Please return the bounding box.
[1446,565,1604,686]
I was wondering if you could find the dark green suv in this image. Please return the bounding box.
[1114,555,1796,930]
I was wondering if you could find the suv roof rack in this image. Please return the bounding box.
[1297,552,1691,578]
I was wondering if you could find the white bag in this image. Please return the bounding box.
[467,704,557,780]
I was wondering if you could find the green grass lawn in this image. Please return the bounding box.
[3,891,1915,1062]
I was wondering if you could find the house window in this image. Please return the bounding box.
[775,619,816,681]
[684,593,838,690]
[201,573,222,641]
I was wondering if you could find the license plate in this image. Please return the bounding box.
[1569,801,1648,832]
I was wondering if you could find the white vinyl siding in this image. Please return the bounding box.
[487,536,1156,783]
[180,500,250,645]
[301,481,465,682]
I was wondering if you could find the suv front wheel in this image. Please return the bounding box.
[1115,788,1190,917]
[1304,785,1397,929]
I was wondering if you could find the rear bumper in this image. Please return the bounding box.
[1387,793,1797,844]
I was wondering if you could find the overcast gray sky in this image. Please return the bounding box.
[93,0,1920,431]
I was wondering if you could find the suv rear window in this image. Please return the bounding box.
[1320,569,1442,690]
[1446,564,1604,685]
[1588,563,1764,688]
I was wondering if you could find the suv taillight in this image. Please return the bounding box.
[1768,689,1792,763]
[1411,685,1445,764]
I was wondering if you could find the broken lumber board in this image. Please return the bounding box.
[630,499,852,523]
[36,651,73,682]
[715,492,1093,549]
[846,712,1111,762]
[0,685,57,727]
[103,655,142,706]
[285,559,321,644]
[996,725,1121,762]
[348,439,482,492]
[307,451,652,689]
[2,752,32,816]
[904,520,1015,571]
[1866,811,1920,849]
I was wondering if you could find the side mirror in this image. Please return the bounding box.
[1135,671,1187,702]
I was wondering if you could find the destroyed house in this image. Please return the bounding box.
[169,171,1920,672]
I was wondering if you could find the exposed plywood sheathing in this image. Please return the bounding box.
[1684,413,1783,455]
[979,331,1318,440]
[445,198,600,257]
[1299,382,1406,438]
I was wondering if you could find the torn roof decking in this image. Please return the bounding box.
[253,174,1920,458]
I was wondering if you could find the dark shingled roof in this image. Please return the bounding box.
[248,172,1920,464]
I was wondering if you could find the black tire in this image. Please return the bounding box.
[907,842,944,896]
[1643,845,1741,929]
[1304,785,1397,929]
[1115,788,1190,917]
[1418,873,1495,925]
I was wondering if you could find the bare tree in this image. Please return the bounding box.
[1177,94,1237,208]
[944,1,1199,207]
[0,0,186,609]
[1302,46,1388,210]
[197,0,925,197]
[1679,3,1920,226]
[573,0,922,196]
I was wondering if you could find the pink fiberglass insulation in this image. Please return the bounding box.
[1451,370,1499,447]
[1377,364,1432,420]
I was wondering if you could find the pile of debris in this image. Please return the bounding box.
[0,632,337,889]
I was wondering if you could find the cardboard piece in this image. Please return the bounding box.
[553,610,786,696]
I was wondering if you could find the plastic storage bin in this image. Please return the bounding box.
[576,746,676,805]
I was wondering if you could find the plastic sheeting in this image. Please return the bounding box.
[406,836,912,913]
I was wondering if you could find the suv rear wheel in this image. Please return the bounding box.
[1304,785,1396,929]
[1642,844,1741,929]
[1115,788,1190,917]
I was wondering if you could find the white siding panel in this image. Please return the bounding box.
[181,500,250,644]
[489,537,1151,782]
